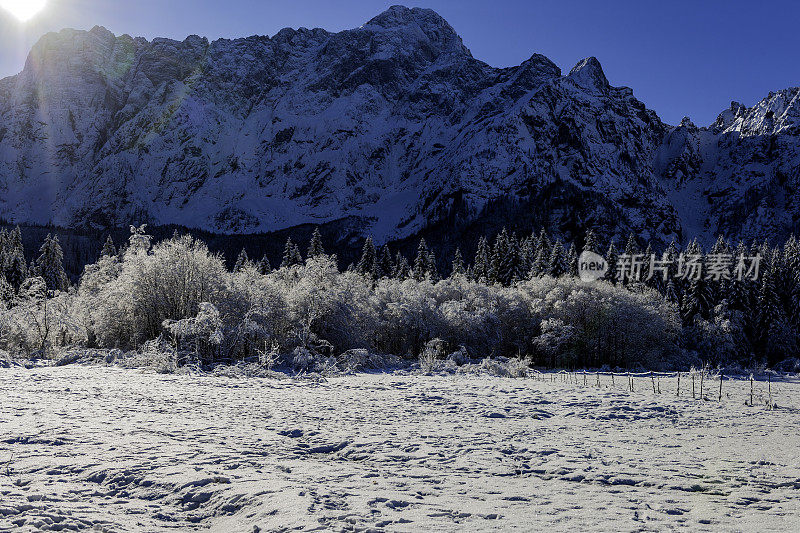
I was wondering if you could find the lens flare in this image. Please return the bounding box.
[0,0,47,22]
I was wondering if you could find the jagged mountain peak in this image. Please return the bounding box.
[567,56,609,93]
[363,5,470,57]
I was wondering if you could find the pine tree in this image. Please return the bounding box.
[281,237,303,268]
[101,235,117,257]
[378,246,394,279]
[624,233,639,257]
[583,229,599,255]
[413,239,431,281]
[307,227,325,258]
[233,249,249,272]
[256,254,272,275]
[34,234,69,292]
[604,242,619,283]
[566,243,578,278]
[425,247,438,282]
[490,228,514,285]
[394,252,411,279]
[530,230,550,278]
[451,247,466,278]
[548,240,568,277]
[472,237,490,282]
[356,237,378,278]
[291,243,303,266]
[642,243,655,288]
[519,236,534,276]
[3,226,27,290]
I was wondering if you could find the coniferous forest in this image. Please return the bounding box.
[1,224,798,372]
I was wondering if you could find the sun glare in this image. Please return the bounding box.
[0,0,47,22]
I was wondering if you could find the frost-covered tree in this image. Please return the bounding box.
[566,243,578,278]
[393,252,411,280]
[413,239,434,281]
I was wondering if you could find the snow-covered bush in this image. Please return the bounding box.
[90,233,228,348]
[163,302,224,364]
[419,338,447,372]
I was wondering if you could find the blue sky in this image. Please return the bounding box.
[1,0,798,125]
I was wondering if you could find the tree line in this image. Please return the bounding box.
[0,225,797,369]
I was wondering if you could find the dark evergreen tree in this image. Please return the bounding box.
[356,237,378,278]
[281,237,303,268]
[34,234,69,292]
[583,229,599,255]
[604,242,619,283]
[256,254,272,275]
[548,240,568,278]
[413,239,431,281]
[472,237,490,282]
[307,227,325,258]
[378,245,394,279]
[394,252,411,280]
[519,235,535,276]
[489,228,514,285]
[101,235,117,258]
[3,226,27,290]
[566,243,578,278]
[233,249,249,272]
[451,247,466,278]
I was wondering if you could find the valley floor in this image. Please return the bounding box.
[1,367,799,532]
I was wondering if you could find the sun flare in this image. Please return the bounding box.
[0,0,47,22]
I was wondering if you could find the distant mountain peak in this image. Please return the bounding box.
[567,56,609,93]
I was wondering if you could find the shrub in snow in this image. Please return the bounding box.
[419,338,448,373]
[163,302,224,364]
[337,349,401,372]
[479,356,531,378]
[446,346,470,366]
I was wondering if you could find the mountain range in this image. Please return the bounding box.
[1,5,798,247]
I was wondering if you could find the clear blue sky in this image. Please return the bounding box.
[1,0,798,126]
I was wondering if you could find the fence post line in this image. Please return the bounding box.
[651,372,656,393]
[750,374,754,406]
[768,373,772,410]
[719,373,723,402]
[700,369,704,400]
[677,372,680,397]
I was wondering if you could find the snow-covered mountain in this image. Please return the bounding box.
[0,5,797,244]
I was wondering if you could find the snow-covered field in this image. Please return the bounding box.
[1,367,799,532]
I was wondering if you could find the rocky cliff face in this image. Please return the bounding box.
[0,6,797,245]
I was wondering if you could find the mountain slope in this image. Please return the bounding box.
[0,6,797,244]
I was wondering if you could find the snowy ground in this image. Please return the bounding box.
[1,367,799,532]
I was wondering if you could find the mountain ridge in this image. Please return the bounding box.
[1,5,798,246]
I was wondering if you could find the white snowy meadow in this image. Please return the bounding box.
[1,367,799,531]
